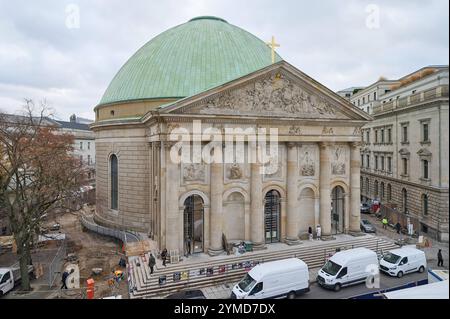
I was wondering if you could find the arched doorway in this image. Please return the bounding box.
[331,186,345,234]
[183,195,204,254]
[264,190,281,243]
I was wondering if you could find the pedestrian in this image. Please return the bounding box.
[395,222,401,234]
[316,225,321,240]
[148,253,156,274]
[382,217,388,230]
[161,248,168,267]
[60,270,69,289]
[186,237,192,256]
[60,269,74,290]
[308,226,313,241]
[438,249,444,267]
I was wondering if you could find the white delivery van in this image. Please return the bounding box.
[379,247,427,278]
[231,258,310,299]
[0,263,34,296]
[317,247,379,292]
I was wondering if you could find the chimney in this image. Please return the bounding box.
[70,114,77,123]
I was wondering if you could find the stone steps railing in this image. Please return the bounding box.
[127,235,398,298]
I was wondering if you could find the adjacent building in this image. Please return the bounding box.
[353,66,449,242]
[54,114,96,184]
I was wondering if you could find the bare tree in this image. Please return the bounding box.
[0,100,86,291]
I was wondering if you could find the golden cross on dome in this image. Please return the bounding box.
[266,36,280,64]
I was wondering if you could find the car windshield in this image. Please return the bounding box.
[362,220,370,225]
[383,253,401,264]
[238,274,256,292]
[322,260,342,276]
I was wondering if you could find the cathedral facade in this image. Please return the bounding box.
[91,17,371,255]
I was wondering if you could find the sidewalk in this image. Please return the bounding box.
[363,214,449,269]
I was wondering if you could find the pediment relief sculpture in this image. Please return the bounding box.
[186,74,345,119]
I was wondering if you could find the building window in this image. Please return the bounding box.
[422,122,430,142]
[79,155,83,163]
[387,157,392,173]
[375,155,378,170]
[361,155,364,167]
[380,182,385,201]
[366,178,370,195]
[387,184,392,201]
[110,154,118,210]
[402,124,409,143]
[423,160,429,179]
[366,155,370,168]
[381,156,385,171]
[402,158,408,175]
[80,141,83,150]
[363,97,365,104]
[87,155,91,165]
[88,142,91,150]
[374,92,377,100]
[374,181,379,197]
[375,130,378,143]
[366,130,370,143]
[381,129,385,143]
[402,188,408,213]
[422,194,429,216]
[387,128,392,143]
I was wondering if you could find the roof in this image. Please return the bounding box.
[330,247,377,265]
[98,16,282,107]
[249,258,307,280]
[55,120,91,131]
[388,247,425,258]
[382,280,449,299]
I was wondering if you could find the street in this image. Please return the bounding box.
[299,271,428,299]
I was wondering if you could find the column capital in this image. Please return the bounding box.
[319,141,332,149]
[286,142,298,149]
[350,141,363,149]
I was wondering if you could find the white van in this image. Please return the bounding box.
[379,247,427,278]
[317,247,379,291]
[231,258,310,299]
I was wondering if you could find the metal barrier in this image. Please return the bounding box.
[80,213,141,244]
[48,238,67,287]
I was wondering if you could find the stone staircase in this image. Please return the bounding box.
[127,235,398,299]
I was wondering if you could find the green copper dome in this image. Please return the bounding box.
[99,16,282,106]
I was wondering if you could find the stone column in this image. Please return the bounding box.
[165,142,181,253]
[250,143,265,250]
[208,161,224,256]
[286,143,300,245]
[319,142,332,238]
[349,142,362,233]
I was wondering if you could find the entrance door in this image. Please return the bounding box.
[183,195,204,254]
[264,190,281,243]
[331,186,345,234]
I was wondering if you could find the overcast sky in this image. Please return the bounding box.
[0,0,448,121]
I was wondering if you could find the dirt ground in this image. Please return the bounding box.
[51,210,130,299]
[1,208,130,299]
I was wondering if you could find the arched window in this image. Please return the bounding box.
[365,178,370,196]
[110,154,118,210]
[360,177,364,192]
[422,194,429,216]
[387,184,392,201]
[380,182,385,201]
[402,188,407,213]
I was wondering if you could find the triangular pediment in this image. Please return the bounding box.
[153,61,372,122]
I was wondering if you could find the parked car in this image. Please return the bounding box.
[165,289,206,299]
[360,203,371,214]
[379,247,427,278]
[317,247,379,292]
[231,258,310,299]
[360,219,376,233]
[0,262,34,296]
